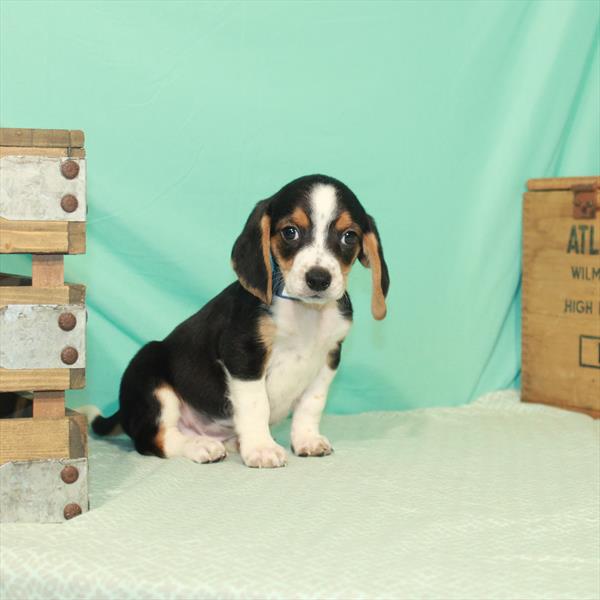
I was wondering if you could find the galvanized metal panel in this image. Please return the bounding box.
[0,304,86,369]
[0,155,86,222]
[0,457,88,523]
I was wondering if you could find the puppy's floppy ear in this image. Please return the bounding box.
[231,199,273,304]
[359,215,390,320]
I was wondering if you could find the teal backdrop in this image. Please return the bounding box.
[1,1,598,415]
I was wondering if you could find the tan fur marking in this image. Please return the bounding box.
[335,211,353,231]
[270,237,294,273]
[154,426,166,456]
[339,246,361,277]
[291,207,310,229]
[275,208,310,232]
[260,215,273,304]
[363,232,386,320]
[233,215,273,304]
[258,314,277,371]
[232,259,271,305]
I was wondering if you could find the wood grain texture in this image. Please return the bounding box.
[32,255,64,286]
[0,128,84,148]
[0,417,70,463]
[522,189,600,417]
[70,368,86,389]
[0,285,68,308]
[0,275,86,306]
[68,222,86,253]
[32,391,65,418]
[527,176,600,191]
[0,146,85,158]
[0,218,85,254]
[0,368,83,392]
[67,409,88,459]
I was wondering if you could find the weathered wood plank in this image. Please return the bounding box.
[0,146,85,158]
[0,274,86,305]
[32,391,65,418]
[0,218,68,253]
[68,222,86,253]
[0,285,67,307]
[0,218,85,253]
[0,417,70,463]
[70,368,86,389]
[32,255,64,286]
[527,176,600,191]
[68,409,88,458]
[0,128,84,148]
[0,368,85,392]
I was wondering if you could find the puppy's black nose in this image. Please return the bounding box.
[305,267,331,292]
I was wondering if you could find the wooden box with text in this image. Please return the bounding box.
[522,176,599,418]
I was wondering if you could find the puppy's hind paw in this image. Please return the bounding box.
[184,437,227,464]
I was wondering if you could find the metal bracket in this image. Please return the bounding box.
[0,155,86,222]
[0,304,86,369]
[573,185,598,219]
[0,457,88,523]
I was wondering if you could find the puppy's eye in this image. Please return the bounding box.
[341,230,358,246]
[281,226,300,242]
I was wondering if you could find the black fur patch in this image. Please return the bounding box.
[327,342,343,370]
[231,199,271,301]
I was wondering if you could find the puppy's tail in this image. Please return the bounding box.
[80,405,123,436]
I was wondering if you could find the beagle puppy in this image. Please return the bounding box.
[92,174,389,468]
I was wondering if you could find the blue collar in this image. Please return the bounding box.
[271,258,301,302]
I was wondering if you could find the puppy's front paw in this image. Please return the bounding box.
[242,442,287,468]
[292,434,333,457]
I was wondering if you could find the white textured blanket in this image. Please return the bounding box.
[1,390,599,600]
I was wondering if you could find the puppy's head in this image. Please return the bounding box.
[231,175,389,319]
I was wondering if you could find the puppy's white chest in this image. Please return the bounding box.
[265,299,350,424]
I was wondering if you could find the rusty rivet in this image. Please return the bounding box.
[60,160,79,180]
[60,194,78,213]
[61,465,79,484]
[58,312,77,331]
[61,346,78,365]
[63,503,82,520]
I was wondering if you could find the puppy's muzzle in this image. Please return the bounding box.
[305,267,332,292]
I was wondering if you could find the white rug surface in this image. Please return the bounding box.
[1,390,599,600]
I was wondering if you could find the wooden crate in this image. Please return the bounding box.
[0,395,88,522]
[0,128,86,254]
[522,176,600,417]
[0,127,89,522]
[0,273,86,393]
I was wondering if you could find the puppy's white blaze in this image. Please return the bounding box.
[284,183,345,300]
[310,184,337,253]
